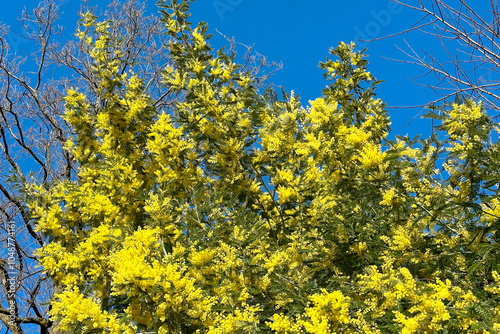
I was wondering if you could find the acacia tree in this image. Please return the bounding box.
[0,0,177,332]
[26,0,500,333]
[390,0,500,111]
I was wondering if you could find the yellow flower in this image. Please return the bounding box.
[359,143,385,169]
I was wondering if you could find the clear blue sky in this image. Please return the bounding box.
[3,0,445,140]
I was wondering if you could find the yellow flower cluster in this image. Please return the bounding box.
[50,288,134,334]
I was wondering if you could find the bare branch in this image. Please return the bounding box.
[387,0,500,112]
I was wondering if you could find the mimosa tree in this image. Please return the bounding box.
[28,0,500,333]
